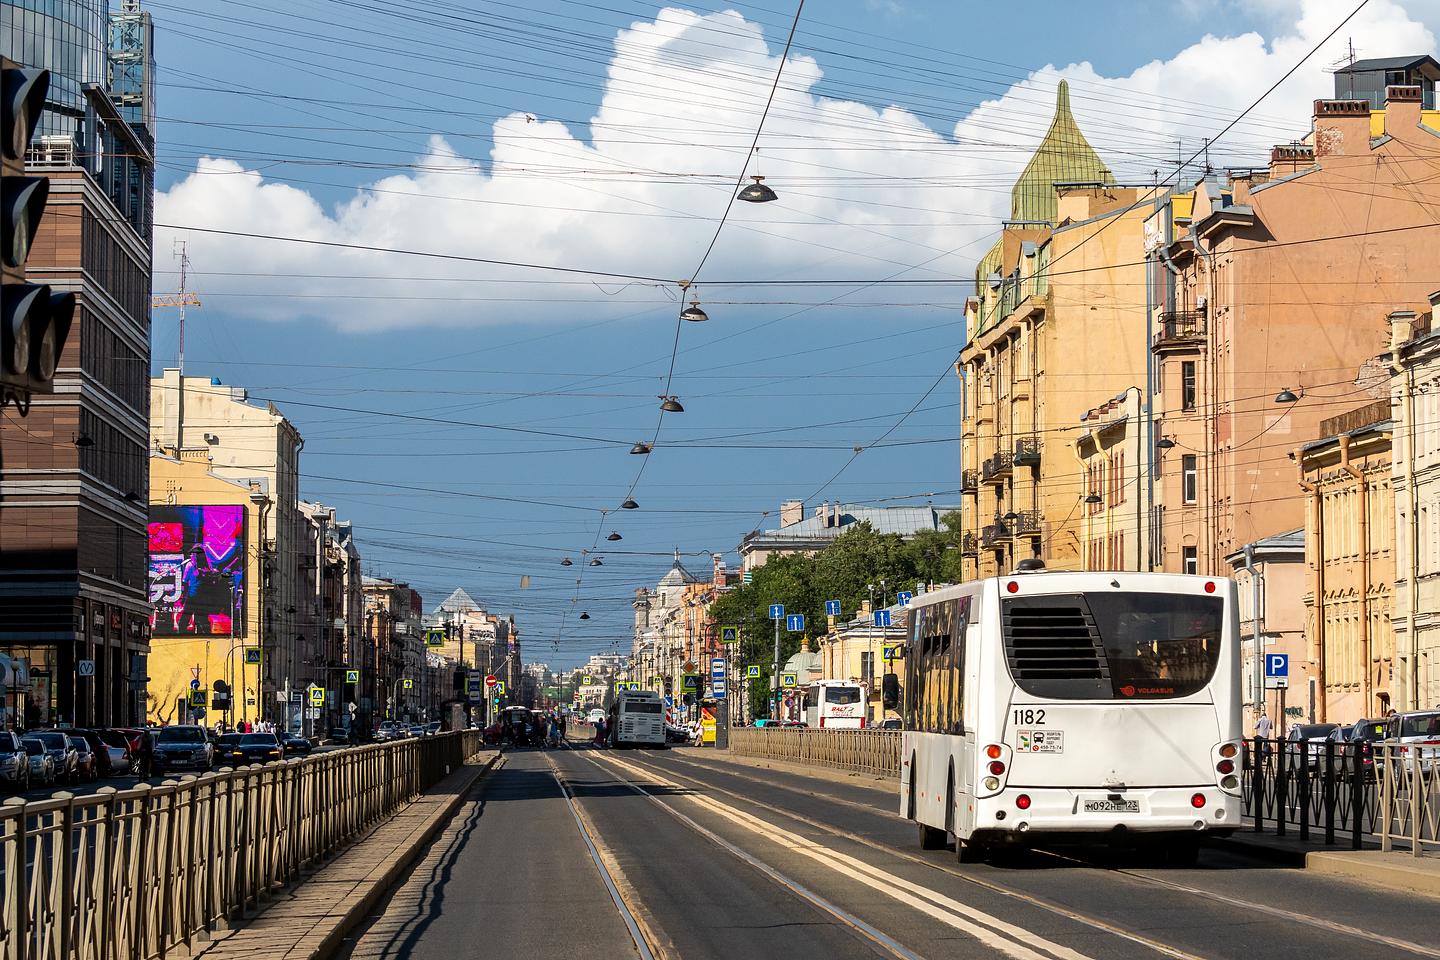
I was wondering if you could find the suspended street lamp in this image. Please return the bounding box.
[1274,387,1299,404]
[560,557,573,566]
[621,498,639,510]
[579,612,590,620]
[607,532,622,541]
[1156,437,1176,450]
[659,395,684,413]
[737,175,777,203]
[590,558,603,566]
[630,441,652,455]
[680,299,709,323]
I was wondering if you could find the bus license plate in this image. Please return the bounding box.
[1080,797,1141,814]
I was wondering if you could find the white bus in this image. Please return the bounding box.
[803,680,868,729]
[607,689,666,749]
[899,566,1242,863]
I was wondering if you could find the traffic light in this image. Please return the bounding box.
[2,59,73,412]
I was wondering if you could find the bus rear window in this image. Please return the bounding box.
[825,686,862,705]
[623,701,662,714]
[1002,592,1223,700]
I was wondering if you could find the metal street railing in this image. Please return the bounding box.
[1378,742,1440,856]
[0,730,482,960]
[728,728,900,777]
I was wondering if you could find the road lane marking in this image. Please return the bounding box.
[595,752,1088,960]
[543,754,655,960]
[571,751,926,960]
[628,752,1205,960]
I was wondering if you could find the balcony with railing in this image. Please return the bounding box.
[1010,510,1042,536]
[980,524,1007,549]
[982,450,1014,483]
[961,532,978,554]
[1013,436,1041,467]
[961,469,979,494]
[1153,310,1205,350]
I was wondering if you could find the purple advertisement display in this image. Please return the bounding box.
[147,505,246,637]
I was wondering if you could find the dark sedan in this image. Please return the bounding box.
[212,733,246,767]
[229,733,285,764]
[282,733,312,756]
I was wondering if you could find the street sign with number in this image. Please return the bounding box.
[785,613,805,632]
[824,600,841,616]
[345,669,359,684]
[768,603,785,621]
[874,609,892,627]
[746,665,760,679]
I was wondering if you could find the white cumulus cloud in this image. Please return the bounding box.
[154,1,1436,331]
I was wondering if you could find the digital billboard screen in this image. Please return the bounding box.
[147,505,246,637]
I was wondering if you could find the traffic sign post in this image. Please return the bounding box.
[1264,653,1290,690]
[896,591,913,607]
[746,665,760,679]
[785,613,805,632]
[308,686,326,706]
[243,648,261,665]
[883,644,899,661]
[824,600,841,617]
[874,609,892,627]
[710,656,727,700]
[345,669,359,684]
[780,673,797,688]
[768,604,785,621]
[720,624,740,644]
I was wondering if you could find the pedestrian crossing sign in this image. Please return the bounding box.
[243,647,261,665]
[720,624,740,644]
[345,669,359,684]
[426,629,445,647]
[583,674,593,684]
[746,665,760,679]
[403,679,413,689]
[309,686,326,706]
[883,645,899,661]
[495,681,506,694]
[781,673,798,688]
[189,689,207,707]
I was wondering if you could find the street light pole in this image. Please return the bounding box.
[771,615,781,722]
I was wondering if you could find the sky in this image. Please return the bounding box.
[143,0,1439,667]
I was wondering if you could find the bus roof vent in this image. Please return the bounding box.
[1002,596,1109,689]
[1013,558,1047,574]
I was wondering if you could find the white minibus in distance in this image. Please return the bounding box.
[802,680,867,729]
[607,689,666,749]
[899,564,1242,864]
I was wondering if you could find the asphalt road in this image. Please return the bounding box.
[342,742,1439,960]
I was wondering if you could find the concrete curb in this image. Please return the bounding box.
[705,749,896,794]
[198,750,501,960]
[1205,832,1310,866]
[1304,849,1440,899]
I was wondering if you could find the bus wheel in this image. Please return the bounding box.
[956,838,989,864]
[918,822,948,850]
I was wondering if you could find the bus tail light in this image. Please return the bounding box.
[985,744,1003,759]
[1212,741,1243,795]
[1215,759,1234,775]
[1015,794,1031,810]
[1190,793,1206,809]
[1218,743,1238,759]
[983,776,1000,791]
[988,760,1005,776]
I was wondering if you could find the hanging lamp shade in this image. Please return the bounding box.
[579,612,590,620]
[607,532,622,541]
[737,175,778,203]
[659,396,684,413]
[680,300,708,323]
[590,558,603,566]
[1274,387,1298,403]
[629,441,652,455]
[621,498,639,510]
[1156,437,1176,450]
[1084,493,1102,505]
[560,557,573,566]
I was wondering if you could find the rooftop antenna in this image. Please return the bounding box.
[1323,38,1359,98]
[152,240,202,373]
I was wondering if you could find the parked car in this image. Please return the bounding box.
[375,721,402,742]
[327,726,351,746]
[69,730,117,777]
[31,731,79,785]
[0,732,30,792]
[1286,723,1340,767]
[282,733,313,756]
[425,721,442,736]
[1339,719,1390,779]
[153,725,214,773]
[879,718,903,730]
[213,734,245,767]
[21,738,56,788]
[93,729,133,775]
[587,709,605,725]
[230,733,285,764]
[68,736,98,782]
[1387,710,1440,774]
[407,724,427,738]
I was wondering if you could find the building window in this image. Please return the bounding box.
[1183,546,1198,575]
[1182,361,1197,411]
[1182,455,1198,504]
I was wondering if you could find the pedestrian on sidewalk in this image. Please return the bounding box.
[1255,709,1272,741]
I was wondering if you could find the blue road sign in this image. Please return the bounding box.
[710,656,726,680]
[768,603,785,620]
[190,679,201,690]
[664,695,674,708]
[785,613,805,632]
[1265,653,1290,678]
[874,609,892,627]
[824,599,841,617]
[896,591,913,607]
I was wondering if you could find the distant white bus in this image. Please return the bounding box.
[608,689,666,749]
[899,567,1243,864]
[803,680,867,729]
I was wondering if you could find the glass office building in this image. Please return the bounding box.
[1,0,107,150]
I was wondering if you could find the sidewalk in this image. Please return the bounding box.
[196,750,502,960]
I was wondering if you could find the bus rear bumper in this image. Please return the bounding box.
[975,787,1241,836]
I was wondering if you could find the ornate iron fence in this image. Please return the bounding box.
[0,730,482,960]
[728,728,900,778]
[1241,738,1378,848]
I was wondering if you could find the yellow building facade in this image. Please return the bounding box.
[146,451,269,726]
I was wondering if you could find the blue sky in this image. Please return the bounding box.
[144,0,1438,667]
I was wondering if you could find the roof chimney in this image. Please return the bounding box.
[1384,84,1422,138]
[780,499,804,528]
[1312,99,1372,157]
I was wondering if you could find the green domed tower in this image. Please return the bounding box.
[1009,79,1112,224]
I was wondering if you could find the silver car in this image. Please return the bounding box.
[31,731,78,785]
[21,739,55,788]
[0,733,29,792]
